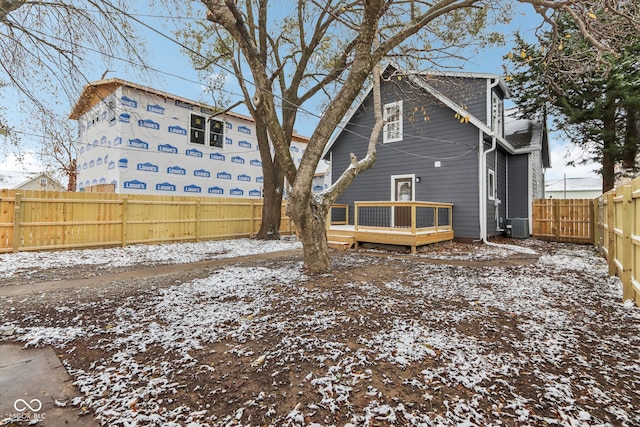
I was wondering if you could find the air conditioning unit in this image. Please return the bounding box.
[506,218,529,239]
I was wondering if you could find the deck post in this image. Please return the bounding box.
[326,201,453,252]
[411,203,417,234]
[354,203,359,231]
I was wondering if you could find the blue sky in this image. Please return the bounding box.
[0,2,599,182]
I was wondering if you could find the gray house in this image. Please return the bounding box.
[325,66,550,240]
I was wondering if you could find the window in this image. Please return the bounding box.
[209,118,224,148]
[488,169,495,200]
[190,114,206,145]
[39,177,47,188]
[491,93,503,137]
[383,101,403,143]
[190,114,224,148]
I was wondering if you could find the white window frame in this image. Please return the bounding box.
[488,169,496,200]
[383,100,403,143]
[491,92,503,137]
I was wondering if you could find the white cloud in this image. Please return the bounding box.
[0,151,44,188]
[0,151,42,173]
[546,134,599,181]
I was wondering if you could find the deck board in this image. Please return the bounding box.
[327,225,453,253]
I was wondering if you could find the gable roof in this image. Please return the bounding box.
[504,107,551,168]
[0,169,38,189]
[11,172,64,191]
[324,64,518,156]
[389,68,511,98]
[69,78,251,121]
[69,78,310,143]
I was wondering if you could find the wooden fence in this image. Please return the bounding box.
[532,198,594,244]
[0,189,293,253]
[594,177,640,306]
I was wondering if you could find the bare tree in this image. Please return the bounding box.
[0,0,147,181]
[36,116,78,190]
[199,0,636,273]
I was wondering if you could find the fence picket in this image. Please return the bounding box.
[0,190,292,253]
[532,198,594,244]
[594,176,640,306]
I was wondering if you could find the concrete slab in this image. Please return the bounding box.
[0,344,99,426]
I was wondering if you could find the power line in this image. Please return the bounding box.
[6,3,484,164]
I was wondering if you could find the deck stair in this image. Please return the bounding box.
[327,232,356,250]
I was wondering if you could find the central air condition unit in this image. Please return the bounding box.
[506,218,529,239]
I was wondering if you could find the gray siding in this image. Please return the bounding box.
[507,154,530,218]
[331,78,486,238]
[427,77,489,125]
[530,151,545,199]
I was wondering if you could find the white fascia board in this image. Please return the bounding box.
[322,82,375,158]
[399,70,511,98]
[409,75,516,153]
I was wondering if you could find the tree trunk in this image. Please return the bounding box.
[253,115,284,240]
[622,105,638,171]
[67,159,77,192]
[254,159,284,239]
[287,193,331,273]
[602,96,617,192]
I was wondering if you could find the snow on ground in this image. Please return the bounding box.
[1,239,640,426]
[0,237,302,277]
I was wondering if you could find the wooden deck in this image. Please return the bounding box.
[327,201,454,253]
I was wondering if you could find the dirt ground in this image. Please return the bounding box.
[1,238,639,426]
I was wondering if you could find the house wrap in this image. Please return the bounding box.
[69,78,309,197]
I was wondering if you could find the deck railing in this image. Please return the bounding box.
[329,203,349,225]
[353,201,453,233]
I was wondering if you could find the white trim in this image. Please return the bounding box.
[505,158,510,219]
[528,153,534,235]
[390,174,416,228]
[408,77,517,154]
[323,64,514,156]
[488,168,496,201]
[394,70,511,96]
[383,100,403,143]
[390,174,416,201]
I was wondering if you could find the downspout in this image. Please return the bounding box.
[493,139,503,232]
[478,78,501,244]
[477,133,484,241]
[481,136,498,241]
[479,79,537,254]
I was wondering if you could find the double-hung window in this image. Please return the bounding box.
[383,101,403,143]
